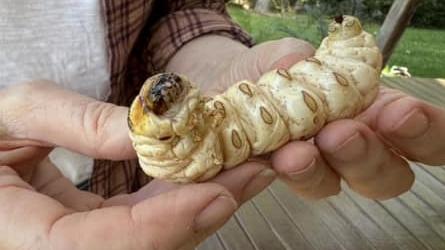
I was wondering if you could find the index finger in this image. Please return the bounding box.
[0,81,135,160]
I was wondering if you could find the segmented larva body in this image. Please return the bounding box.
[128,15,383,183]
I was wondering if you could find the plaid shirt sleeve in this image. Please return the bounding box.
[144,0,255,72]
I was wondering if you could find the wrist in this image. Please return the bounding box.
[165,35,248,90]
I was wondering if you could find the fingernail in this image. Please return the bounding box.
[392,109,429,138]
[194,193,238,232]
[332,132,367,162]
[242,168,277,202]
[288,158,317,181]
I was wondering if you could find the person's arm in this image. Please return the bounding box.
[144,0,255,75]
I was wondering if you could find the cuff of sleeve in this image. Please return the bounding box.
[145,8,255,72]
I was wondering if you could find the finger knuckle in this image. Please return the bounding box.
[79,101,117,158]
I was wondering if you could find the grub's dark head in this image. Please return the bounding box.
[334,15,344,24]
[140,73,188,115]
[328,15,363,40]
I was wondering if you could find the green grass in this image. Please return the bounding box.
[228,6,445,78]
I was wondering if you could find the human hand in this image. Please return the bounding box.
[0,80,134,181]
[272,86,445,200]
[0,81,276,249]
[166,35,445,201]
[166,35,315,95]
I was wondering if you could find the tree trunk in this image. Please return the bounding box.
[255,0,272,13]
[280,0,290,14]
[377,0,421,65]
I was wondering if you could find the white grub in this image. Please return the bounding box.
[129,15,382,183]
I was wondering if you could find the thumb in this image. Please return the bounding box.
[131,183,237,250]
[55,183,238,250]
[0,80,135,160]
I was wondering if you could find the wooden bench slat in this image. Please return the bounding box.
[411,165,445,202]
[327,193,402,250]
[215,216,256,250]
[343,189,427,250]
[398,191,445,241]
[235,201,288,250]
[252,189,314,249]
[379,197,445,249]
[270,181,346,250]
[301,199,377,250]
[196,234,226,250]
[409,180,445,218]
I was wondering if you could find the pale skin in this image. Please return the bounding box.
[0,34,444,249]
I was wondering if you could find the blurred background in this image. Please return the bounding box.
[226,0,445,78]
